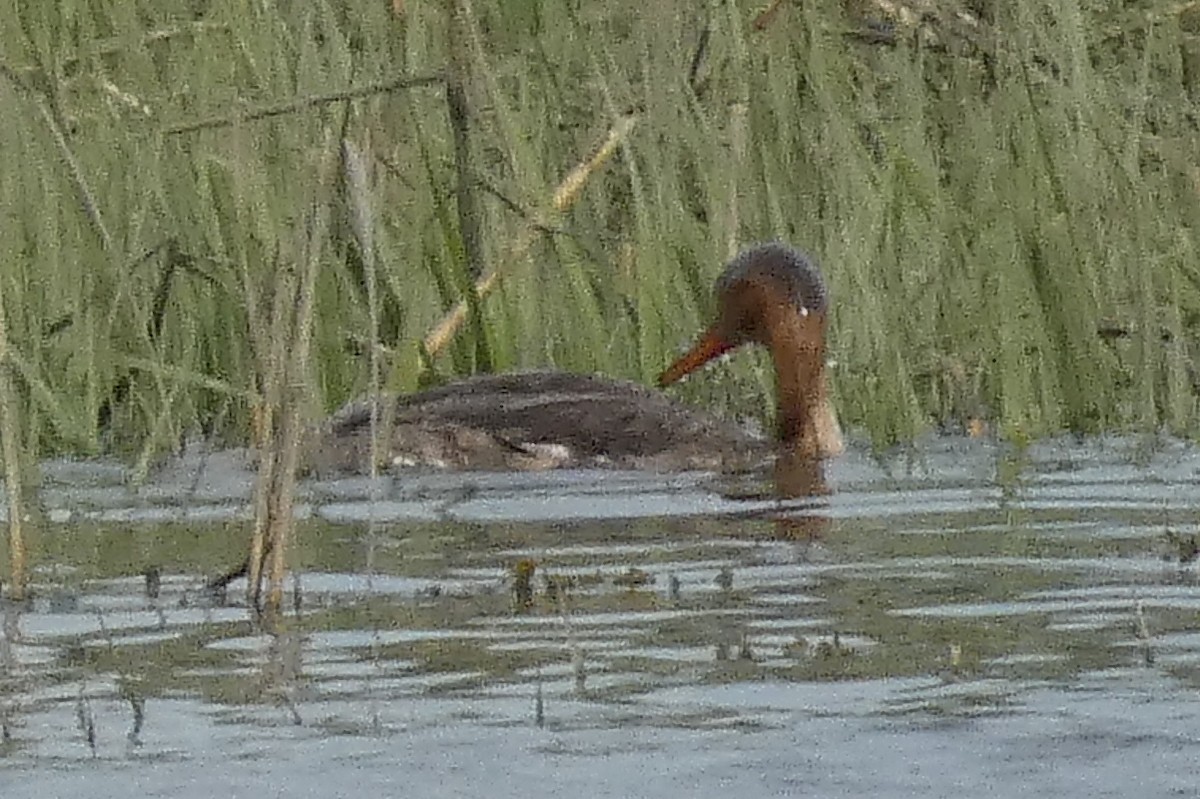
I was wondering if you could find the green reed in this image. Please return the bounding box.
[0,0,1195,475]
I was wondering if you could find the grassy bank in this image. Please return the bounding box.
[0,0,1197,464]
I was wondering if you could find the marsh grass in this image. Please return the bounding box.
[0,0,1194,503]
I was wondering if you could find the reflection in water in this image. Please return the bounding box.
[4,436,1200,797]
[769,449,831,542]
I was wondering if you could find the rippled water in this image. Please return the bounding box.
[4,434,1200,798]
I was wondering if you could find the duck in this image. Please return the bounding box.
[305,241,844,475]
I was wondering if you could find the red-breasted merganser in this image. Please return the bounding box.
[307,242,843,474]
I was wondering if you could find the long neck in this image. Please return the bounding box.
[765,310,835,458]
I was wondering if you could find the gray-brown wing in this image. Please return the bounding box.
[328,371,757,459]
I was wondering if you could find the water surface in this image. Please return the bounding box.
[4,434,1200,798]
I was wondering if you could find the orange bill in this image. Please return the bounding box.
[657,327,736,387]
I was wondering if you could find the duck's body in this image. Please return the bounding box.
[308,242,843,475]
[307,371,765,475]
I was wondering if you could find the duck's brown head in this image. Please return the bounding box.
[658,242,843,458]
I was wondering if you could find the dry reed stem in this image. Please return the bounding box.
[161,73,445,135]
[246,131,338,623]
[340,138,383,479]
[447,1,484,279]
[727,102,749,261]
[422,113,638,358]
[246,264,291,612]
[0,64,110,600]
[265,158,331,616]
[0,284,26,602]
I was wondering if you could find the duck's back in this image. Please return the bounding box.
[315,371,763,473]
